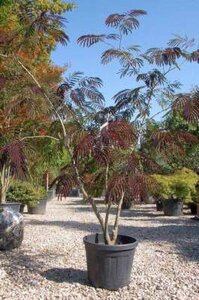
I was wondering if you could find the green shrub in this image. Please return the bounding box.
[152,168,199,203]
[7,180,46,207]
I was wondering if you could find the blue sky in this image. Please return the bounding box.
[51,0,199,113]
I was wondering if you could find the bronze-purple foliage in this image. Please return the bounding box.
[0,140,27,178]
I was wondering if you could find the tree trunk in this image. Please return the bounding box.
[0,165,11,203]
[43,171,49,191]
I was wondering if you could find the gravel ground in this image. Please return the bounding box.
[0,197,198,300]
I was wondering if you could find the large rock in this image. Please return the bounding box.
[0,208,24,250]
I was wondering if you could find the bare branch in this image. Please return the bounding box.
[112,191,124,244]
[21,135,59,141]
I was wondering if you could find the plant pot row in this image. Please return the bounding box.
[0,199,48,215]
[0,189,55,215]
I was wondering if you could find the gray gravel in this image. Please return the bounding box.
[0,197,198,300]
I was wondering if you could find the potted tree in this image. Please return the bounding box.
[52,117,157,290]
[27,186,47,215]
[51,8,199,289]
[6,180,43,213]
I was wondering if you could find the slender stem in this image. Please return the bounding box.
[142,105,172,125]
[21,135,59,141]
[0,53,8,58]
[104,201,112,244]
[0,164,11,203]
[104,113,110,194]
[45,171,49,192]
[105,163,109,193]
[66,142,105,232]
[111,191,125,244]
[118,29,123,50]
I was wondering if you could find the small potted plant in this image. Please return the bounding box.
[188,200,198,215]
[6,180,41,213]
[121,194,134,210]
[27,186,48,215]
[152,168,199,216]
[156,199,163,211]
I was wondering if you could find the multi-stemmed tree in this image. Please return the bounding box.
[52,115,158,245]
[49,9,199,244]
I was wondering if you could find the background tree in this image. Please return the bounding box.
[0,0,76,200]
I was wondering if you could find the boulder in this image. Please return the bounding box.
[0,208,24,250]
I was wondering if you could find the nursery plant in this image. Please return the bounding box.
[6,180,45,210]
[53,9,198,288]
[152,168,199,215]
[152,168,198,202]
[51,113,160,289]
[53,118,157,243]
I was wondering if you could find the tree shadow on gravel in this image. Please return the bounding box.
[0,249,66,287]
[26,218,199,262]
[72,204,163,216]
[27,219,101,233]
[41,267,89,285]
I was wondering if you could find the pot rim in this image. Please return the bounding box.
[163,199,183,202]
[83,233,138,251]
[0,202,21,205]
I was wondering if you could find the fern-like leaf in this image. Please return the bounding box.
[51,174,76,200]
[0,140,27,178]
[168,34,195,49]
[101,48,139,66]
[146,47,183,66]
[105,174,127,203]
[105,9,146,29]
[152,130,198,154]
[101,120,137,148]
[185,49,199,63]
[173,92,199,123]
[77,34,106,47]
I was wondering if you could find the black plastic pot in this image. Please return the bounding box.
[84,233,138,290]
[47,190,54,201]
[188,203,197,215]
[0,202,20,213]
[19,204,25,213]
[28,198,47,215]
[122,197,133,209]
[69,188,80,197]
[156,200,163,211]
[163,199,183,216]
